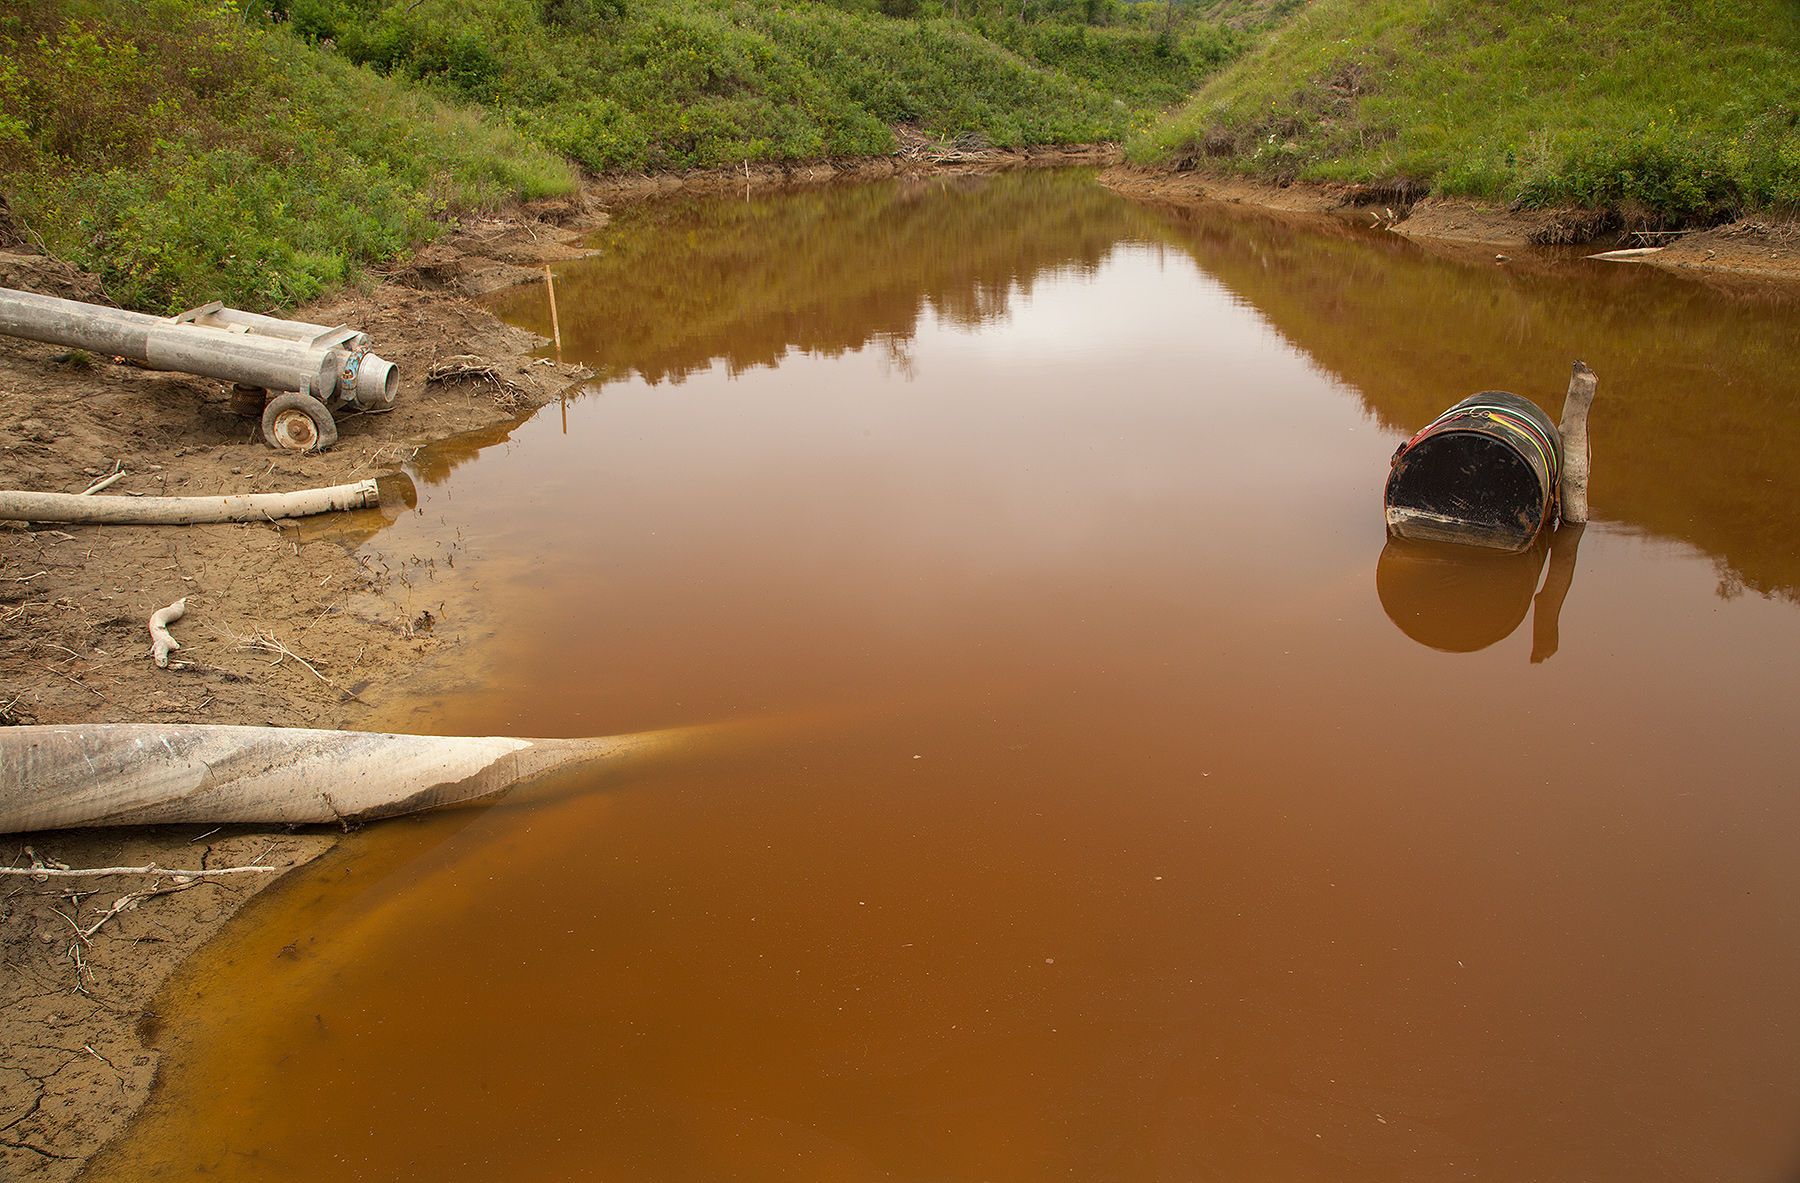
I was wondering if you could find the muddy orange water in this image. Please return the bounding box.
[97,172,1800,1182]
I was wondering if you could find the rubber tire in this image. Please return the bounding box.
[261,392,338,453]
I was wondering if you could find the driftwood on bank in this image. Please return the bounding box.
[1558,361,1599,524]
[0,478,380,525]
[1586,246,1666,262]
[148,597,186,668]
[0,723,668,832]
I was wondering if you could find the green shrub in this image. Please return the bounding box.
[0,0,1244,311]
[274,0,1239,170]
[0,0,575,311]
[1131,0,1800,220]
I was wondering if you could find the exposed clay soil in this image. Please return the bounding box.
[0,145,1123,1180]
[1100,166,1800,284]
[0,829,333,1175]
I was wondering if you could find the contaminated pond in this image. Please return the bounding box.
[97,171,1800,1182]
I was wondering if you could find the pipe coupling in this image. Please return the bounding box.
[341,351,399,410]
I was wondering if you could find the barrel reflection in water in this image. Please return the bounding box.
[1377,523,1584,660]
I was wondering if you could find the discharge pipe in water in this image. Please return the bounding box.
[0,724,668,832]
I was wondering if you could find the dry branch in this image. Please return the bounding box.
[78,469,125,496]
[427,354,530,411]
[75,882,198,940]
[239,628,363,702]
[0,863,278,878]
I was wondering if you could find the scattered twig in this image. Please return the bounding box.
[239,628,366,702]
[0,863,279,878]
[50,905,86,946]
[426,354,530,411]
[76,882,199,940]
[38,661,105,700]
[23,845,71,871]
[68,937,94,991]
[79,469,126,496]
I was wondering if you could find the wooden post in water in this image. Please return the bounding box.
[1558,361,1598,524]
[543,264,563,358]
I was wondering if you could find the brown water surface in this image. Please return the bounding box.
[95,171,1800,1182]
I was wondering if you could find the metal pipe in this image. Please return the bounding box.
[0,286,397,409]
[176,300,352,344]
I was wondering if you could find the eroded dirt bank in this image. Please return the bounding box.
[1101,166,1800,283]
[0,145,1120,1180]
[0,197,607,1178]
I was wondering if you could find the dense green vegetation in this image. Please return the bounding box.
[0,0,576,312]
[1130,0,1800,220]
[272,0,1235,173]
[0,0,1236,311]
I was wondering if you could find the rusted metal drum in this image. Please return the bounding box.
[1384,391,1563,553]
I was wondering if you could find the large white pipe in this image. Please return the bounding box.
[0,286,396,409]
[0,724,665,831]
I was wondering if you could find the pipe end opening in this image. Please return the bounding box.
[354,355,399,410]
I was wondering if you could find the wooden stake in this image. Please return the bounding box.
[543,264,563,358]
[1558,361,1598,524]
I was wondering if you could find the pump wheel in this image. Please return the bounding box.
[261,392,338,453]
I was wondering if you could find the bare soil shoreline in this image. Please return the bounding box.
[1100,165,1800,285]
[2,145,1795,1179]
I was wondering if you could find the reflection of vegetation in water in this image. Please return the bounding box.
[490,171,1168,385]
[494,173,1797,606]
[1142,200,1800,602]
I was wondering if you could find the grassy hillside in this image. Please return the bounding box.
[1190,0,1308,31]
[1130,0,1800,221]
[276,0,1237,173]
[0,0,576,312]
[0,0,1238,312]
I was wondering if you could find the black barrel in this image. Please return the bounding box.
[1383,391,1562,553]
